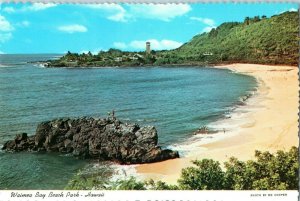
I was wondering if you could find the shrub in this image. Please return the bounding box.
[178,159,225,190]
[65,147,298,190]
[178,147,298,190]
[110,177,146,190]
[145,179,179,190]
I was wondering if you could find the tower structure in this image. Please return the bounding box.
[146,42,151,54]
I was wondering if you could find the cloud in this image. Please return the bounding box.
[23,3,56,11]
[0,15,13,43]
[80,48,104,55]
[129,4,191,21]
[0,15,14,32]
[21,21,30,27]
[190,17,215,26]
[289,8,297,12]
[279,7,298,14]
[108,11,126,22]
[58,24,87,33]
[0,16,28,44]
[190,17,216,33]
[85,4,127,22]
[202,26,215,33]
[3,7,15,13]
[16,20,30,28]
[3,3,56,13]
[114,39,183,50]
[84,4,191,22]
[0,33,12,43]
[113,42,127,49]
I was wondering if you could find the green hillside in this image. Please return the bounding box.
[49,11,299,67]
[158,11,299,66]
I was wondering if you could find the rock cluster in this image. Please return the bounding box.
[2,117,179,164]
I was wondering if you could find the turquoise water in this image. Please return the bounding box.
[0,54,257,189]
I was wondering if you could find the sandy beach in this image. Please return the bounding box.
[136,63,299,184]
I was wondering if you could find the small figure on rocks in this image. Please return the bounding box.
[107,110,116,121]
[112,110,116,121]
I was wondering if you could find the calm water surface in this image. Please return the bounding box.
[0,54,257,189]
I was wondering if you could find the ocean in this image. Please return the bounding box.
[0,54,257,189]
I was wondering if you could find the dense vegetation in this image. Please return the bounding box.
[65,146,298,190]
[48,11,299,67]
[172,11,299,65]
[48,49,156,67]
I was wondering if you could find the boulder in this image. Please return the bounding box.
[2,116,179,164]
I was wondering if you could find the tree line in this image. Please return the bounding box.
[65,146,298,190]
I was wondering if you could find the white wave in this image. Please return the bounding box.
[33,63,47,68]
[38,63,46,68]
[167,139,208,157]
[0,64,11,68]
[58,153,73,157]
[168,80,266,158]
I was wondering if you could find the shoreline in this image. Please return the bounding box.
[135,63,299,184]
[43,61,298,69]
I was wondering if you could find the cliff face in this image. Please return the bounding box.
[2,117,179,164]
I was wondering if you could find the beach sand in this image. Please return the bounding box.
[135,63,299,184]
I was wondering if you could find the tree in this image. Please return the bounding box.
[110,177,146,190]
[253,16,261,23]
[244,17,250,25]
[209,28,218,37]
[145,179,179,190]
[150,50,156,55]
[223,157,248,190]
[223,147,299,190]
[49,12,298,66]
[178,159,225,190]
[65,147,298,190]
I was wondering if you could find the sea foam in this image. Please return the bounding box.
[167,78,265,158]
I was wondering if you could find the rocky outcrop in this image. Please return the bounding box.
[2,117,179,164]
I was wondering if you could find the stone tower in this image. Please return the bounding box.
[146,42,151,54]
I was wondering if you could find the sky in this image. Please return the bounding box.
[0,3,298,54]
